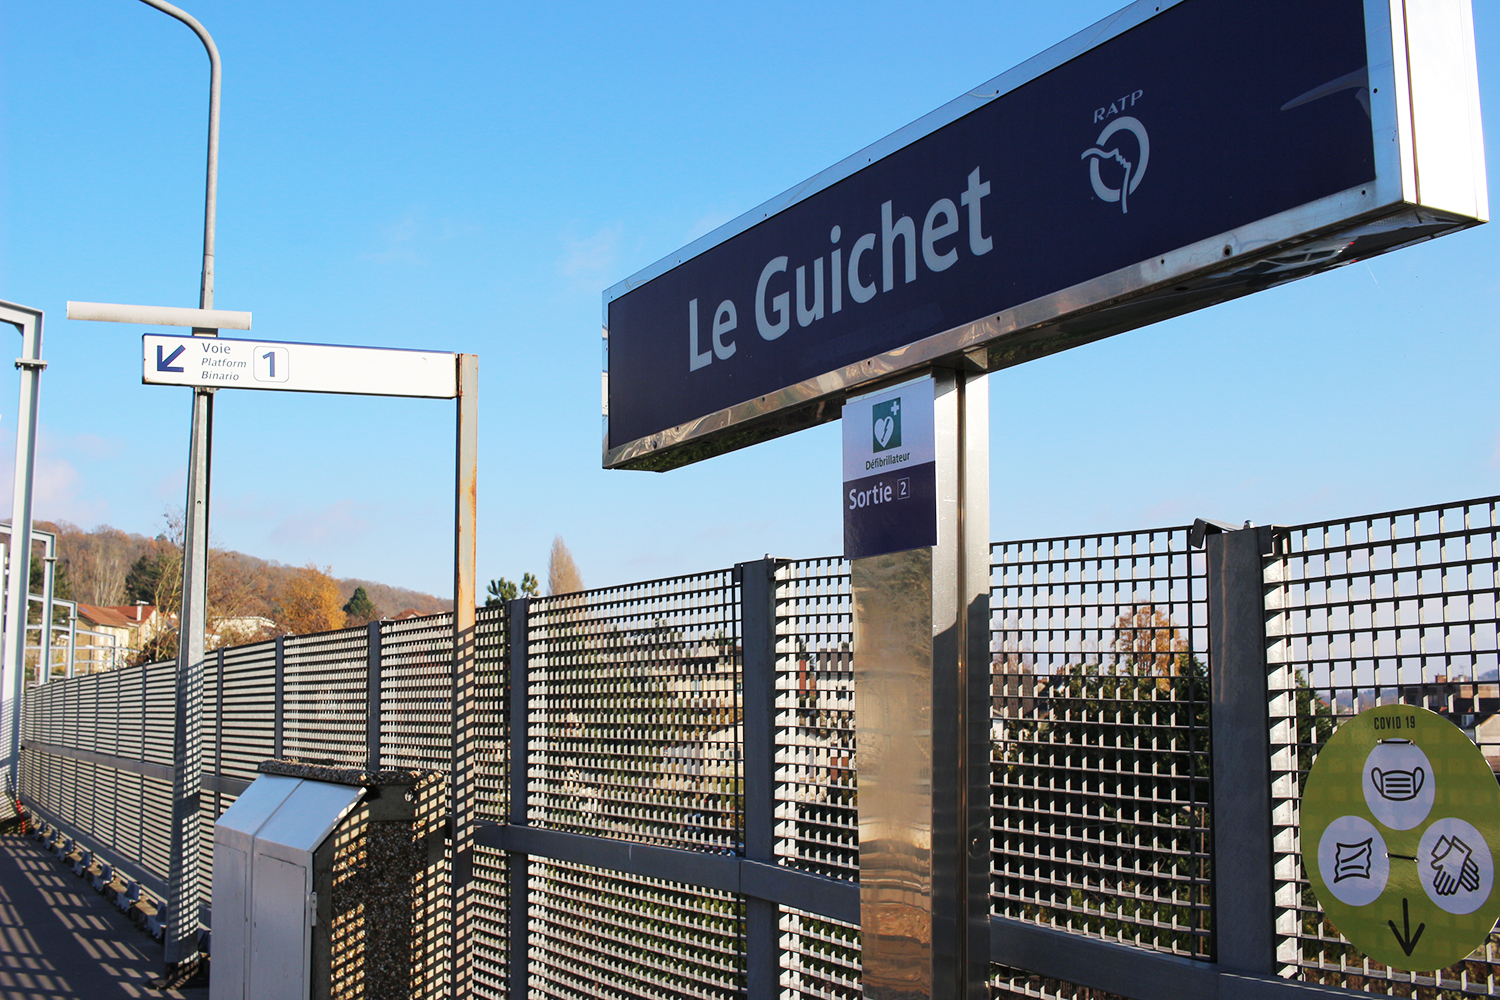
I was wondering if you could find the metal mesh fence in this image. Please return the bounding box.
[780,907,861,1000]
[528,859,745,1000]
[28,507,1500,1000]
[218,640,276,781]
[380,613,455,772]
[774,557,858,883]
[283,626,371,767]
[525,570,742,852]
[117,665,146,762]
[143,661,175,767]
[989,967,1126,1000]
[471,844,510,1000]
[775,558,861,1000]
[19,662,174,888]
[989,526,1213,977]
[474,606,508,825]
[1269,498,1500,996]
[468,605,509,998]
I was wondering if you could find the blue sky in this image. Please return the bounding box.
[1,1,1497,598]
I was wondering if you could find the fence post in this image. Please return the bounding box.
[506,596,530,1000]
[272,636,284,760]
[366,622,382,772]
[1205,523,1276,974]
[215,649,224,781]
[738,559,779,1000]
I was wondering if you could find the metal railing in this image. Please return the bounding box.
[990,527,1213,968]
[18,496,1500,1000]
[1270,499,1500,998]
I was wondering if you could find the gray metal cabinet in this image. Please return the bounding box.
[211,775,363,1000]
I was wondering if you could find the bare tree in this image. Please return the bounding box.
[56,523,132,605]
[547,535,584,596]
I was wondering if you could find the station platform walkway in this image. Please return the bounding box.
[0,834,205,998]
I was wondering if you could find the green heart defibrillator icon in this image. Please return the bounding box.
[872,397,901,452]
[1302,705,1500,971]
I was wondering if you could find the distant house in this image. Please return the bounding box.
[209,616,277,649]
[75,603,167,672]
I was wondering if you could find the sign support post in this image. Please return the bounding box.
[853,367,990,1000]
[450,353,479,997]
[166,377,212,972]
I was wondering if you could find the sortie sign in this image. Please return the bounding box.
[602,0,1485,470]
[842,378,935,560]
[1302,705,1500,972]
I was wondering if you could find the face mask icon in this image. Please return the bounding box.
[1363,738,1435,829]
[1371,765,1425,801]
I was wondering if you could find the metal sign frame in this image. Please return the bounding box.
[139,333,459,398]
[0,301,45,802]
[601,0,1486,471]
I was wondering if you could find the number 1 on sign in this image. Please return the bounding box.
[254,346,289,384]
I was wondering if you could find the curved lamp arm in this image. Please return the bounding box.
[135,0,220,311]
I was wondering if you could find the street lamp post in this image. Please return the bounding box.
[134,0,220,976]
[65,6,289,981]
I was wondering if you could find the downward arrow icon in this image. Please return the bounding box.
[156,344,185,372]
[1388,897,1426,956]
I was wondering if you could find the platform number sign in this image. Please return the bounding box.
[255,346,289,383]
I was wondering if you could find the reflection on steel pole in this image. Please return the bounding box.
[854,368,991,1000]
[0,302,45,803]
[136,0,220,973]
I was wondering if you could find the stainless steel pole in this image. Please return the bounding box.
[854,367,990,1000]
[134,0,221,974]
[0,302,45,800]
[166,384,212,971]
[39,552,55,684]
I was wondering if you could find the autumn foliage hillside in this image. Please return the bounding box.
[38,519,451,637]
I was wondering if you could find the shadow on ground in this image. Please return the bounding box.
[0,835,206,998]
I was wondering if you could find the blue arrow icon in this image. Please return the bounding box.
[156,344,185,372]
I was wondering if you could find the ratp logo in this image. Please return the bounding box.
[872,397,901,452]
[1081,116,1150,214]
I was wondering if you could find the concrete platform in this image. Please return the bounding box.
[0,835,206,998]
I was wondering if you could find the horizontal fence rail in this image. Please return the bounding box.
[18,496,1500,1000]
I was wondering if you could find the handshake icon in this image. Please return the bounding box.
[1430,835,1483,897]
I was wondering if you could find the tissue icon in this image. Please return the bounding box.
[1430,835,1482,896]
[1333,838,1374,883]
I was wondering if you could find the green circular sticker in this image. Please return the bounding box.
[1303,705,1500,971]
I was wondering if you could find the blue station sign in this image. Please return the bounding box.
[603,0,1485,470]
[843,379,936,560]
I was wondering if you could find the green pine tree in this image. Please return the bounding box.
[484,572,538,607]
[342,586,377,623]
